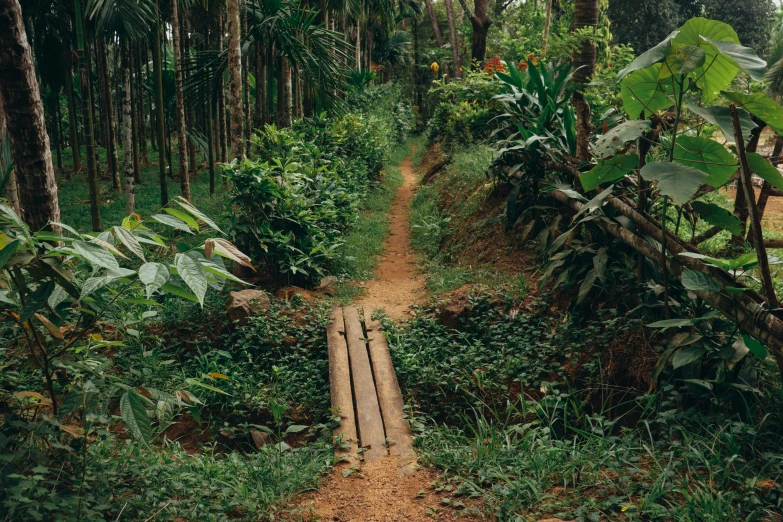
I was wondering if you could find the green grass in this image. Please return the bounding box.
[411,135,427,168]
[55,145,226,234]
[332,138,412,303]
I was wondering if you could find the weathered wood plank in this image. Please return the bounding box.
[327,307,357,459]
[343,307,387,460]
[365,310,416,471]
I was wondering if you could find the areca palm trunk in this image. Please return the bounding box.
[171,0,190,200]
[130,43,141,183]
[152,0,168,205]
[74,0,102,231]
[0,0,60,231]
[98,37,120,192]
[226,0,244,160]
[571,0,599,161]
[444,0,461,79]
[62,40,80,179]
[121,42,135,215]
[278,56,292,127]
[255,41,266,127]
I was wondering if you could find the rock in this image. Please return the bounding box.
[275,286,313,301]
[250,430,272,449]
[225,289,271,323]
[436,300,471,330]
[318,276,339,295]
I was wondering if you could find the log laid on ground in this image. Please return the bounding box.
[551,189,783,379]
[327,307,357,459]
[364,310,416,471]
[343,307,387,460]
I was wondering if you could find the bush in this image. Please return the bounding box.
[225,85,414,286]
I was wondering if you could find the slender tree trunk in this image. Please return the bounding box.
[52,93,63,171]
[355,22,361,71]
[121,42,135,215]
[98,37,120,191]
[542,0,553,57]
[226,0,244,160]
[130,43,141,183]
[255,41,265,127]
[570,0,599,161]
[0,71,20,215]
[63,40,80,178]
[74,0,101,231]
[139,43,148,164]
[183,11,197,174]
[266,43,275,125]
[444,0,461,79]
[424,0,444,47]
[171,0,190,200]
[0,0,60,231]
[278,56,292,127]
[152,0,168,205]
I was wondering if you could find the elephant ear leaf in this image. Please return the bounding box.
[746,152,783,191]
[593,120,651,157]
[621,64,679,118]
[640,162,708,206]
[691,201,742,235]
[722,92,783,135]
[673,135,737,188]
[618,30,678,79]
[580,154,639,192]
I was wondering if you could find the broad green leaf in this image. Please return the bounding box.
[120,390,152,443]
[20,281,55,323]
[702,37,766,82]
[691,201,742,235]
[746,152,783,191]
[685,102,756,143]
[161,282,199,302]
[672,345,706,369]
[0,239,20,270]
[138,262,170,299]
[681,269,721,292]
[621,64,679,118]
[163,208,200,232]
[112,226,146,262]
[647,318,695,328]
[202,262,248,285]
[672,18,740,102]
[80,276,114,299]
[640,162,708,206]
[207,238,255,269]
[618,30,679,79]
[742,334,768,359]
[174,253,208,306]
[149,214,193,234]
[580,154,638,192]
[660,44,705,78]
[72,240,120,273]
[722,92,783,135]
[673,135,737,187]
[593,121,651,157]
[174,197,223,234]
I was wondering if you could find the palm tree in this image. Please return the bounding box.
[571,0,598,160]
[0,0,61,231]
[227,0,244,159]
[171,0,191,199]
[87,0,157,213]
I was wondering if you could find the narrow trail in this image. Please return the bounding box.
[288,152,471,522]
[356,152,424,320]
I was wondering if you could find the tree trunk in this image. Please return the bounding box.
[130,43,141,183]
[542,0,553,57]
[0,0,61,231]
[226,0,244,160]
[121,42,135,216]
[444,0,461,79]
[457,0,491,67]
[278,56,292,127]
[255,41,266,127]
[183,11,196,174]
[51,92,63,171]
[152,0,168,206]
[571,0,599,161]
[171,0,190,201]
[74,0,101,231]
[138,43,148,165]
[63,40,80,178]
[98,37,120,191]
[0,74,21,215]
[424,0,444,47]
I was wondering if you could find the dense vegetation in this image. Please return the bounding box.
[3,0,783,520]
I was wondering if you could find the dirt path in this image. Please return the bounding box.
[355,153,424,320]
[284,153,476,522]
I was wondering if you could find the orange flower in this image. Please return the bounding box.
[483,55,506,74]
[518,60,528,71]
[430,61,440,74]
[527,53,538,65]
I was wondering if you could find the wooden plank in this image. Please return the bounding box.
[365,310,416,471]
[343,307,387,460]
[327,307,357,459]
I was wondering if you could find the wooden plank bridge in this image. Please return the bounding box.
[327,307,415,472]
